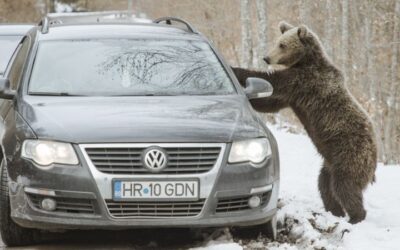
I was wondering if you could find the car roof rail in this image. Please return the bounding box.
[38,11,152,34]
[153,17,197,34]
[39,16,49,34]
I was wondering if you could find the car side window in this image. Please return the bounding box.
[0,36,23,75]
[7,37,30,91]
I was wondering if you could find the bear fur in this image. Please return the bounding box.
[232,21,377,224]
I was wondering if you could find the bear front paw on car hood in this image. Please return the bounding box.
[19,95,265,143]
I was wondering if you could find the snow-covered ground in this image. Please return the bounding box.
[196,125,400,250]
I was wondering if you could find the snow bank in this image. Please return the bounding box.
[200,125,400,250]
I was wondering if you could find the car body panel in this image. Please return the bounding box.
[35,24,204,41]
[0,25,34,36]
[19,95,266,143]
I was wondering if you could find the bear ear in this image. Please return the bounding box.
[279,21,294,34]
[297,25,309,41]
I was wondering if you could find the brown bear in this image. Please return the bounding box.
[232,21,377,224]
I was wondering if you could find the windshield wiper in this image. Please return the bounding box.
[29,92,180,97]
[109,93,178,97]
[29,92,86,96]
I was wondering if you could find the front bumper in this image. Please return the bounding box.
[7,143,279,230]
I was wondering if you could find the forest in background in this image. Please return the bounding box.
[0,0,399,164]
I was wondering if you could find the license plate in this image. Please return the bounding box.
[113,180,199,201]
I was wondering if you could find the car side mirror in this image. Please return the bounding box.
[244,77,273,99]
[0,78,15,100]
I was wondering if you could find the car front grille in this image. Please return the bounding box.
[215,192,271,213]
[84,146,222,175]
[27,194,96,215]
[105,199,205,218]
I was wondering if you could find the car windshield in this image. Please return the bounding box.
[28,39,236,96]
[0,36,22,75]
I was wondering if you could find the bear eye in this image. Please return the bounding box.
[279,43,286,49]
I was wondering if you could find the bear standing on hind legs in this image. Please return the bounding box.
[232,21,377,224]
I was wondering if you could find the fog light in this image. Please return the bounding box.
[41,198,57,211]
[248,195,261,208]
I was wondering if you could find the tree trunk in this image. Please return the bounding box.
[47,0,55,13]
[240,0,253,68]
[299,0,308,24]
[135,0,142,17]
[363,0,386,163]
[127,0,133,17]
[384,0,400,164]
[324,0,335,59]
[255,0,268,69]
[35,0,47,15]
[341,0,349,85]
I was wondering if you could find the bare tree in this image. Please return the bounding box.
[299,0,309,24]
[362,0,387,162]
[127,0,133,17]
[255,0,268,69]
[324,0,334,59]
[364,2,375,101]
[384,0,400,164]
[240,0,253,68]
[35,0,47,15]
[341,0,349,85]
[47,0,55,13]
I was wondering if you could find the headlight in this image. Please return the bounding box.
[21,140,79,166]
[228,138,271,165]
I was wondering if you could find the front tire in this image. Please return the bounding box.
[232,215,277,240]
[0,160,39,246]
[262,215,277,240]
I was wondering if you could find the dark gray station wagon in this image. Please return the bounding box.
[0,13,279,246]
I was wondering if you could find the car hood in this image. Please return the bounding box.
[19,95,266,143]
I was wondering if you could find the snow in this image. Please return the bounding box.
[55,2,73,13]
[200,125,400,250]
[193,242,242,250]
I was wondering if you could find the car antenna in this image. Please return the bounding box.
[153,17,197,34]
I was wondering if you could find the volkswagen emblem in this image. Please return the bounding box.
[142,147,168,172]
